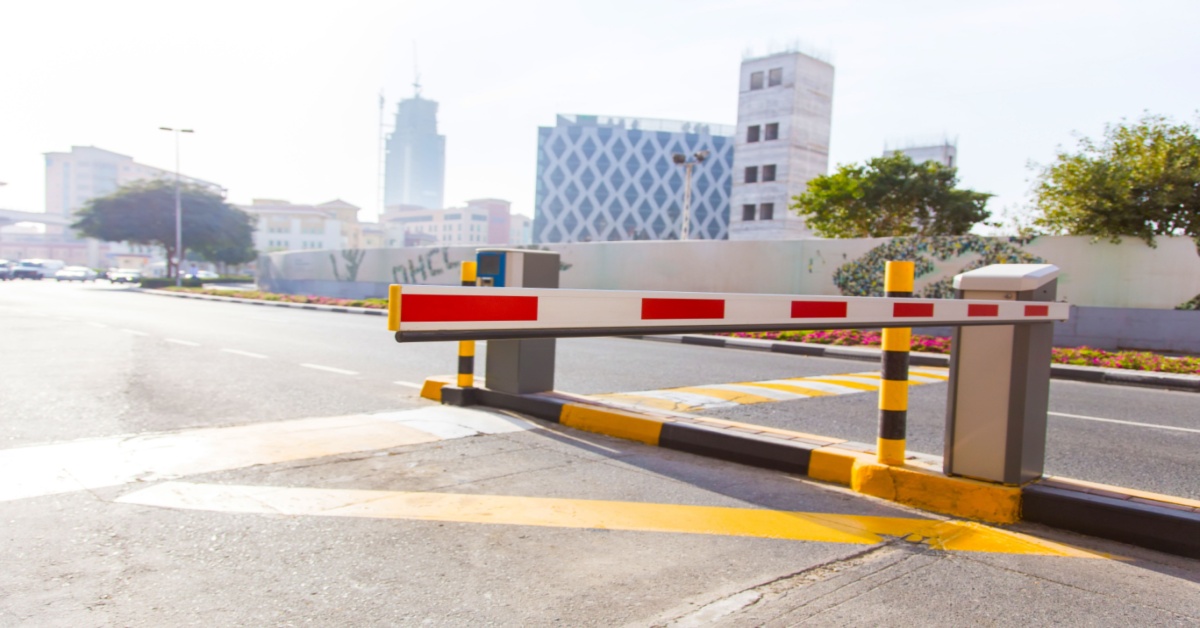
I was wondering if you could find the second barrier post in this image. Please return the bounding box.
[878,261,913,466]
[456,261,478,388]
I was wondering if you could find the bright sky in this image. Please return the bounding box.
[2,0,1198,225]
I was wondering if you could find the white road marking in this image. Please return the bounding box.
[221,348,268,359]
[121,329,149,336]
[394,381,423,388]
[1048,412,1200,434]
[166,338,201,347]
[300,363,358,376]
[0,408,535,503]
[86,321,108,328]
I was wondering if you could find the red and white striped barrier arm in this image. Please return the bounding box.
[386,285,1071,342]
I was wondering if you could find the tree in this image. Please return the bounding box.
[790,153,992,238]
[1031,113,1200,247]
[72,180,255,277]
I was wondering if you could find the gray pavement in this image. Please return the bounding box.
[3,280,1199,625]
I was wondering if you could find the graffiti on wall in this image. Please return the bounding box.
[391,247,462,284]
[834,235,1046,298]
[330,249,366,282]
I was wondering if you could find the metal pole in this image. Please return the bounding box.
[174,131,182,287]
[681,162,693,240]
[457,261,478,388]
[877,260,914,466]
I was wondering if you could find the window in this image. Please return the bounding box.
[742,204,756,221]
[768,67,782,86]
[764,122,779,141]
[746,125,760,143]
[749,71,763,90]
[762,164,777,182]
[759,203,775,220]
[744,166,758,183]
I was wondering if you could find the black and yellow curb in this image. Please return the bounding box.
[423,377,1019,522]
[422,375,1200,558]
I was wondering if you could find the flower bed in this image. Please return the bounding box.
[725,330,1200,375]
[162,286,387,309]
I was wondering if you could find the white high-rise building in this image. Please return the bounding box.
[886,141,957,169]
[729,51,834,240]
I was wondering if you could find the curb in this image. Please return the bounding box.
[422,376,1200,558]
[631,334,1200,393]
[141,289,387,316]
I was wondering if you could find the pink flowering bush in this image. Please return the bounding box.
[1050,347,1200,375]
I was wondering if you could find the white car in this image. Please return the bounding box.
[55,266,99,282]
[109,269,142,284]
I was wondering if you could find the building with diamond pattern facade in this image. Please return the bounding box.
[534,115,734,243]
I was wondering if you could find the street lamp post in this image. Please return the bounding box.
[672,150,709,240]
[159,127,193,286]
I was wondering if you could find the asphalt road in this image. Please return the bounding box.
[3,280,1199,625]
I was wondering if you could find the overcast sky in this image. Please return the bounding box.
[2,0,1197,224]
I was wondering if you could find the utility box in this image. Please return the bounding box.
[944,264,1059,485]
[477,249,560,394]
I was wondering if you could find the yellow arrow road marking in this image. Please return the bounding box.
[117,481,1107,559]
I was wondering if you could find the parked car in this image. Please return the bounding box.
[0,260,12,280]
[109,269,142,284]
[187,270,220,280]
[55,266,99,282]
[12,261,48,279]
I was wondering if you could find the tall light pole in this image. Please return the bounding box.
[159,127,193,286]
[672,150,709,240]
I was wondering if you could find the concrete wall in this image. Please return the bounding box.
[259,235,1200,310]
[1054,306,1200,353]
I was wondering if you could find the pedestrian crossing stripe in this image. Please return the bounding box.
[590,367,950,412]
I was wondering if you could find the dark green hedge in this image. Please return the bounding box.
[140,278,203,289]
[200,276,255,284]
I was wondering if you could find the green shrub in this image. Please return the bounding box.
[141,278,202,289]
[200,276,255,284]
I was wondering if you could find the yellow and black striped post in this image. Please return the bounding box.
[456,261,478,388]
[878,261,914,466]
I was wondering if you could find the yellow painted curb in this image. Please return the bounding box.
[560,404,664,446]
[420,377,452,402]
[807,448,862,485]
[851,460,1022,524]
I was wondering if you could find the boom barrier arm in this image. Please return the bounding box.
[387,285,1070,343]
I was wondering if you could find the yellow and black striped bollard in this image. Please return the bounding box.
[457,261,478,388]
[878,260,913,466]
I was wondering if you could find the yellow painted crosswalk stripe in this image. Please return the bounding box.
[738,382,835,397]
[591,368,949,412]
[117,481,1105,559]
[801,377,880,391]
[670,387,779,405]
